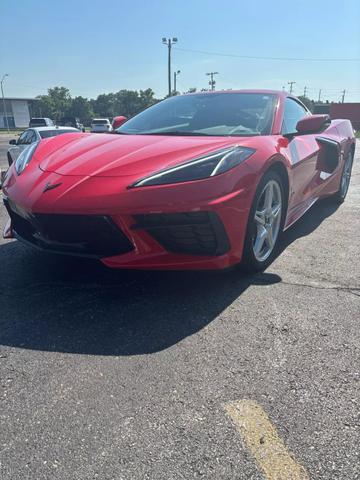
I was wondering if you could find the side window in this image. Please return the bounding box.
[282,98,309,135]
[17,130,29,145]
[27,130,37,143]
[18,130,27,145]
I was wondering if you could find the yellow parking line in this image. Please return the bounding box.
[225,400,309,480]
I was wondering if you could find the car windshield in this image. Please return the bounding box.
[39,129,77,138]
[117,93,277,136]
[92,120,108,125]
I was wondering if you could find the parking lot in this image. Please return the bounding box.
[0,134,359,479]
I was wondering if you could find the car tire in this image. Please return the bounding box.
[332,150,354,204]
[241,170,286,273]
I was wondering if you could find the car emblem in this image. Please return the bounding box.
[43,181,62,193]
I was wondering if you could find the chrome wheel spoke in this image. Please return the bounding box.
[267,225,274,249]
[271,203,281,219]
[254,208,266,226]
[253,225,267,257]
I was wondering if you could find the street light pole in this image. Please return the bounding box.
[162,37,178,97]
[173,70,180,94]
[206,72,219,91]
[1,74,10,133]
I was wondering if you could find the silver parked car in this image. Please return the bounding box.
[7,126,80,166]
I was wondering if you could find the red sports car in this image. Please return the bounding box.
[2,90,355,272]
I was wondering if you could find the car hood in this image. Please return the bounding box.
[38,132,257,178]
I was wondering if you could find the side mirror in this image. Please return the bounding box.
[112,116,128,130]
[296,114,330,134]
[9,139,17,145]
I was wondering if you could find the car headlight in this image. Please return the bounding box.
[15,142,39,175]
[130,146,255,187]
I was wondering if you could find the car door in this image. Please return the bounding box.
[280,97,321,224]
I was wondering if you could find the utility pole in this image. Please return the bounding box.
[303,86,307,97]
[287,81,295,94]
[318,89,322,102]
[206,72,219,91]
[1,73,10,133]
[341,89,346,103]
[162,37,178,97]
[173,70,180,95]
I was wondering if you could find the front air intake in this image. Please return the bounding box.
[133,211,230,256]
[4,199,134,258]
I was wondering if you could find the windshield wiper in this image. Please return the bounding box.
[116,130,261,137]
[139,131,211,136]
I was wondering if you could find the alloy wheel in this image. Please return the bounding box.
[252,180,282,262]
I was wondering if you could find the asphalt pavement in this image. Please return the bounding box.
[0,135,359,479]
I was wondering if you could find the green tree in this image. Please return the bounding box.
[93,89,157,119]
[47,86,72,120]
[67,96,94,124]
[115,90,141,117]
[92,93,117,118]
[139,88,157,110]
[33,86,72,121]
[32,86,159,124]
[33,94,54,118]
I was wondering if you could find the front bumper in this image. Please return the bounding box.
[2,164,255,270]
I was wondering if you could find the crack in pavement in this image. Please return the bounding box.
[279,281,360,298]
[1,277,359,298]
[251,274,360,298]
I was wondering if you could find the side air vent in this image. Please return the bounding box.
[316,137,340,173]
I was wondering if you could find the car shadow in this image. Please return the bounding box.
[277,197,340,255]
[0,197,339,357]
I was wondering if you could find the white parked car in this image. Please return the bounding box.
[7,126,80,166]
[91,118,112,133]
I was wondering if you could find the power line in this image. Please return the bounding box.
[173,46,360,62]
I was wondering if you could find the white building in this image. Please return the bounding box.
[0,98,36,128]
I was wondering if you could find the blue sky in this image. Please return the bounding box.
[1,0,360,101]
